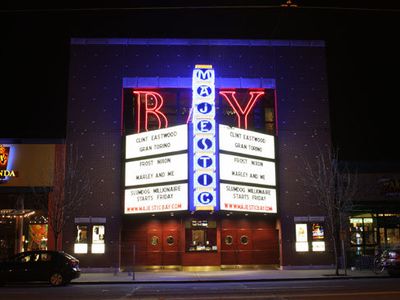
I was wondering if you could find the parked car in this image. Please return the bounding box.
[383,245,400,276]
[0,250,80,286]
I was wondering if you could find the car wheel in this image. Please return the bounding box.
[49,272,64,286]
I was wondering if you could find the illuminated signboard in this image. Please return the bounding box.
[219,153,276,186]
[220,183,277,213]
[125,124,188,159]
[312,241,326,252]
[0,144,16,181]
[295,223,309,252]
[0,144,56,186]
[125,153,188,186]
[124,124,189,214]
[122,67,278,215]
[218,125,277,214]
[189,65,218,211]
[125,183,188,214]
[219,125,275,159]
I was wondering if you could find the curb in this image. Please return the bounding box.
[71,274,390,285]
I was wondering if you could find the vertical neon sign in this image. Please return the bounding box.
[189,65,218,211]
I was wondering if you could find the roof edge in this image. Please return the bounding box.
[70,38,325,47]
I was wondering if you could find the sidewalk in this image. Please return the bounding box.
[73,267,389,284]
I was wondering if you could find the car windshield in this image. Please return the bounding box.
[61,252,78,261]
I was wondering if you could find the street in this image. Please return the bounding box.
[1,277,400,299]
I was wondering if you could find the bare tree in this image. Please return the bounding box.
[303,148,357,275]
[33,144,91,250]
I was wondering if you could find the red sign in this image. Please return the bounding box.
[124,88,275,134]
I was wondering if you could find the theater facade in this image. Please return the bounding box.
[64,38,333,270]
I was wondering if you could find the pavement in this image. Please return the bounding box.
[73,267,389,284]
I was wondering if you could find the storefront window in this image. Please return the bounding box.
[186,220,217,252]
[28,224,48,251]
[349,216,377,255]
[384,228,400,246]
[74,219,106,255]
[295,221,326,253]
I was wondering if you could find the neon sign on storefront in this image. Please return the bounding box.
[132,89,268,133]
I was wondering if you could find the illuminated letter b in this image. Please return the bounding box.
[134,91,169,132]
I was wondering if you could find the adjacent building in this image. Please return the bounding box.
[0,142,65,258]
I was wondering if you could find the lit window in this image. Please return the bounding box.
[186,220,217,252]
[312,223,326,252]
[312,241,326,252]
[74,225,88,254]
[295,223,309,252]
[296,242,309,252]
[74,243,88,254]
[91,225,105,254]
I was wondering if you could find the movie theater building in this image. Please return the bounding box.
[64,38,332,270]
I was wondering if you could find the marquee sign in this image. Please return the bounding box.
[126,125,187,159]
[124,125,189,214]
[219,125,275,159]
[125,153,188,186]
[218,125,277,214]
[220,183,277,213]
[125,183,188,214]
[219,153,276,186]
[123,65,278,215]
[189,65,218,211]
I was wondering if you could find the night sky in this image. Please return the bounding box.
[1,2,399,162]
